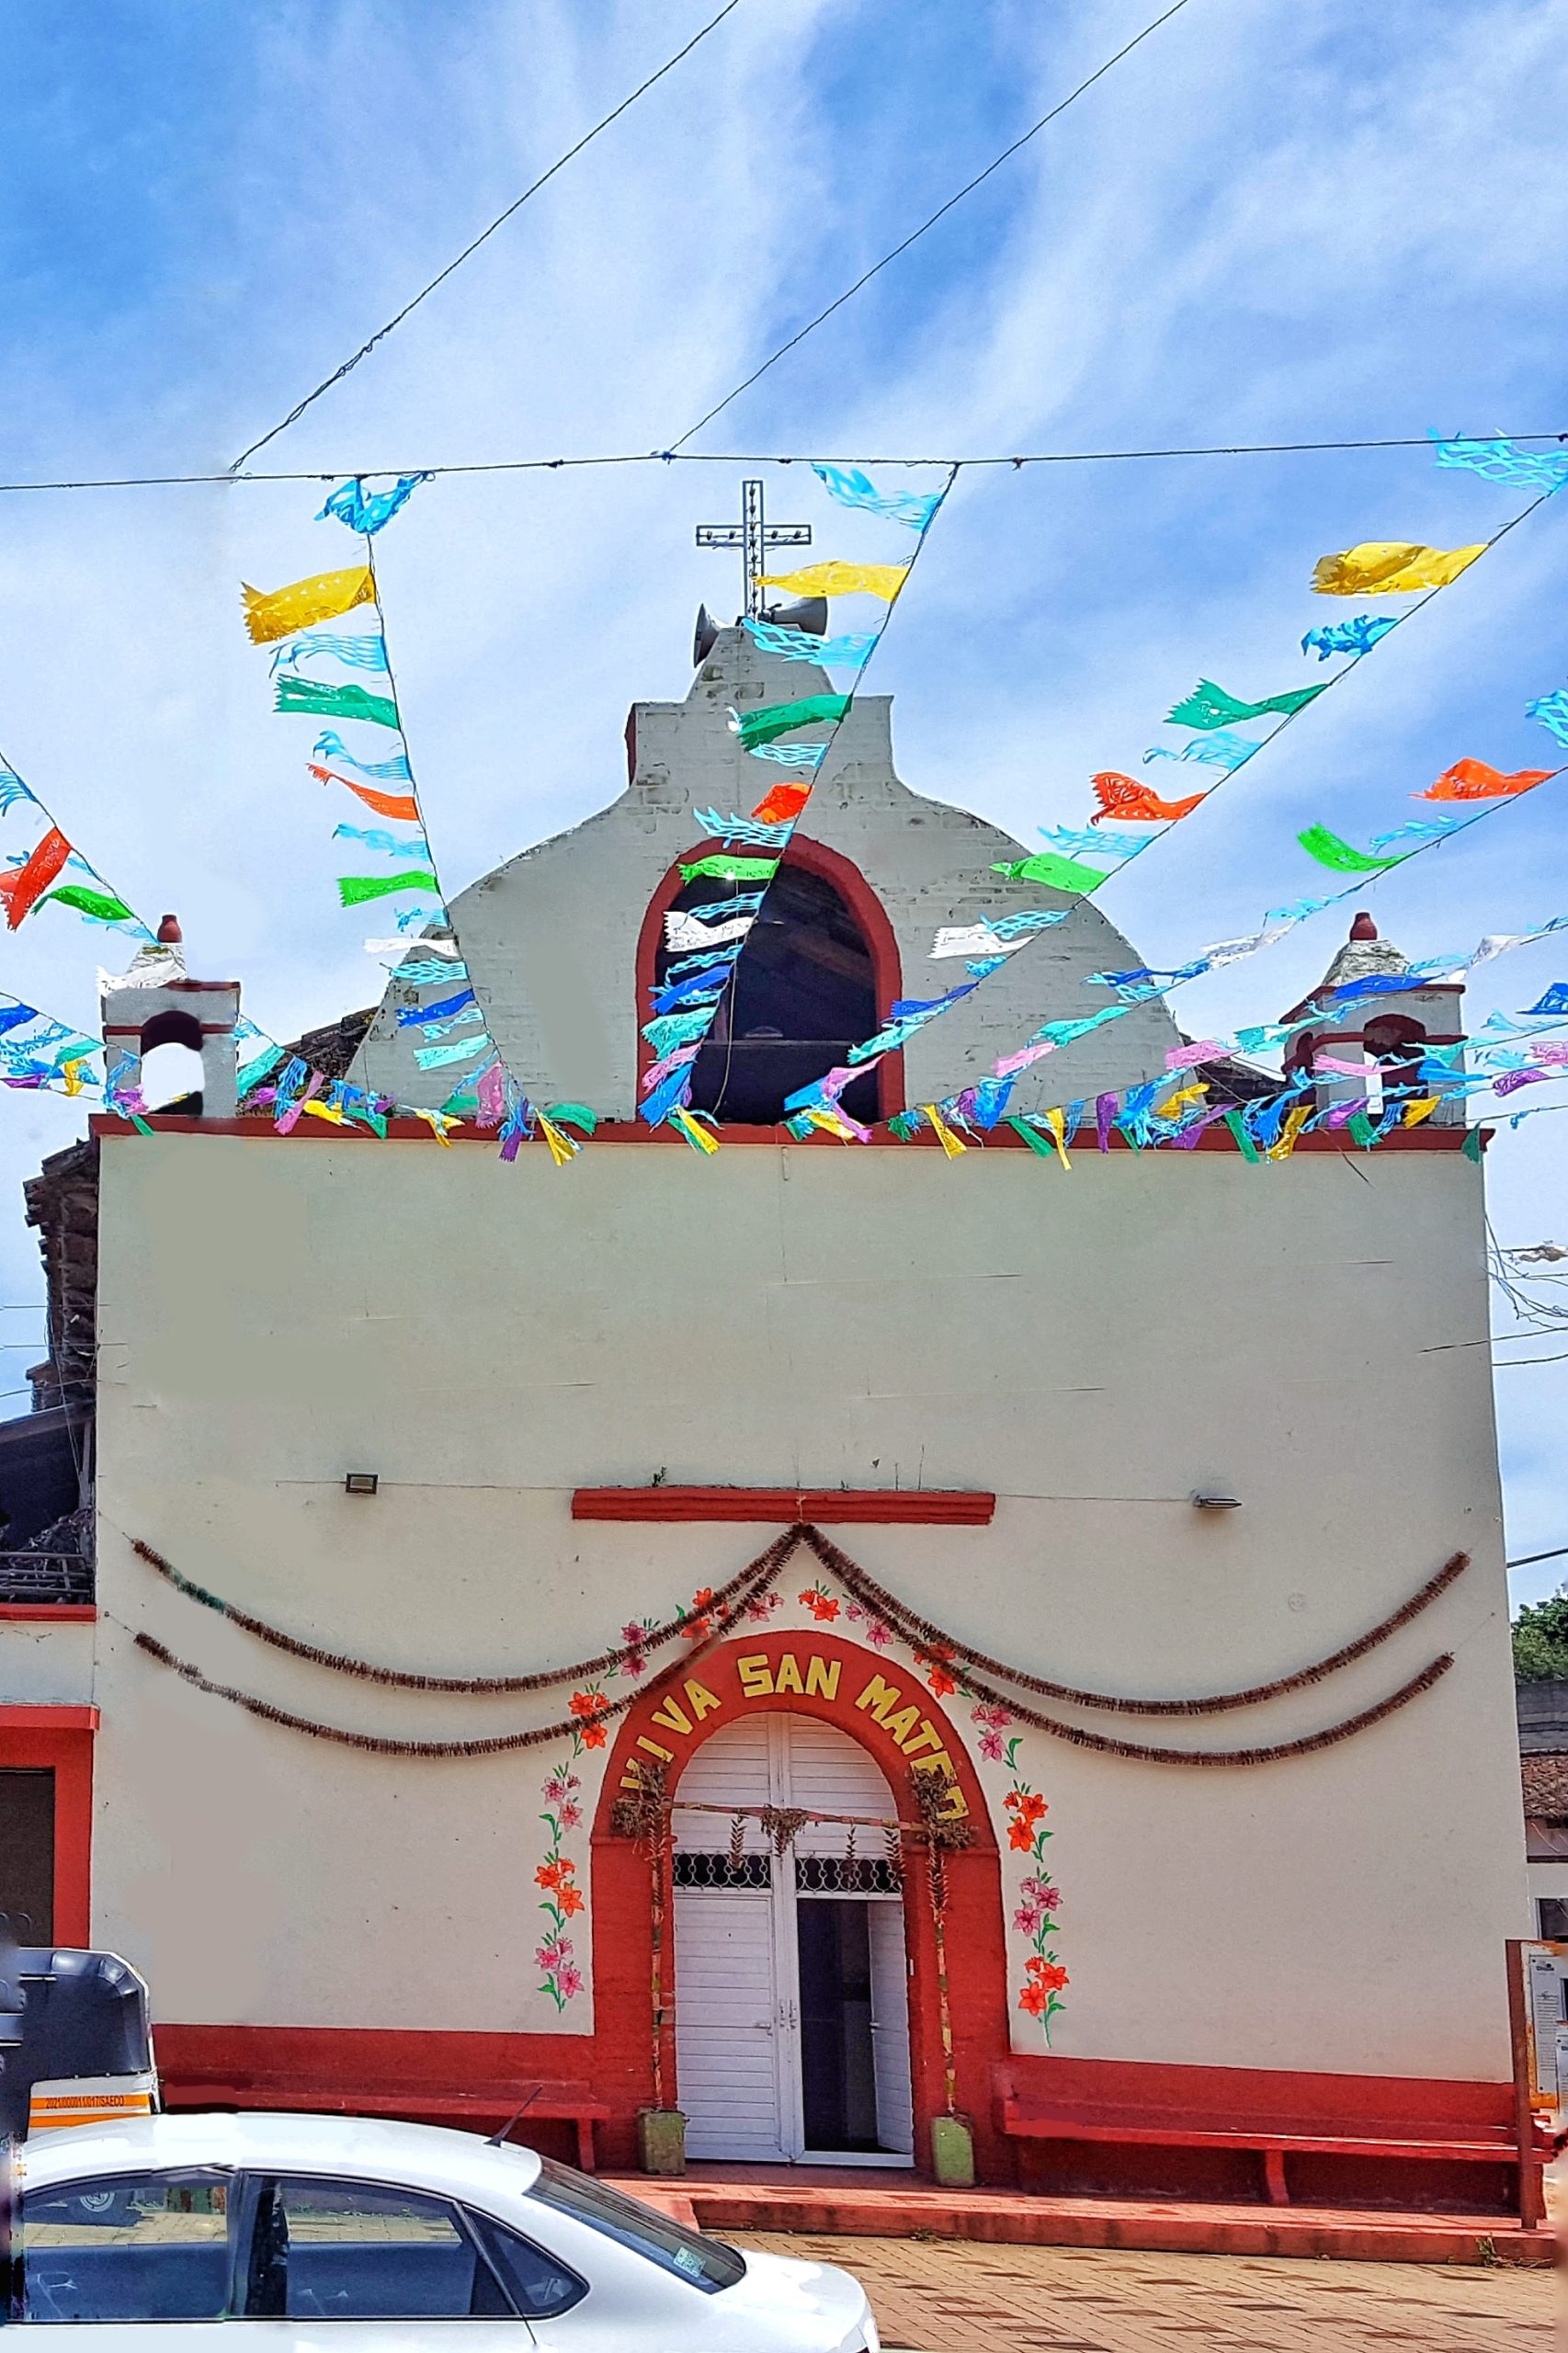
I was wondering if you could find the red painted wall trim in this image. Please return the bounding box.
[0,1605,97,1623]
[90,1114,1483,1153]
[0,1704,98,1730]
[632,835,906,1122]
[573,1487,994,1524]
[0,1710,96,1942]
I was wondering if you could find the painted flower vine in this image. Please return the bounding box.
[534,1689,600,2009]
[1004,1750,1067,2040]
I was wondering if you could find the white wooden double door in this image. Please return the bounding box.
[672,1714,914,2164]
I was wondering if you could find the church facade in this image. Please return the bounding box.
[0,622,1531,2198]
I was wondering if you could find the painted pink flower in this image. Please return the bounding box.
[1014,1903,1045,1937]
[536,1936,573,1972]
[621,1622,649,1647]
[542,1772,579,1806]
[971,1701,1012,1730]
[866,1619,892,1648]
[556,1963,585,1999]
[1018,1874,1053,1904]
[745,1591,783,1621]
[624,1654,647,1678]
[559,1800,582,1830]
[846,1601,865,1621]
[978,1728,1006,1762]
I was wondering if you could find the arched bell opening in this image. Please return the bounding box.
[637,839,905,1124]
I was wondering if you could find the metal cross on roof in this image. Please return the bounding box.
[696,479,812,620]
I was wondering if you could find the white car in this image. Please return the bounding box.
[9,2111,880,2353]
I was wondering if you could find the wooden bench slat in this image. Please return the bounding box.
[161,2076,609,2170]
[993,2063,1546,2212]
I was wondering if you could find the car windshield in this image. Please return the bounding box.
[527,2159,745,2294]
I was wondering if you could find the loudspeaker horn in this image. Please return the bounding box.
[693,605,722,667]
[758,596,828,637]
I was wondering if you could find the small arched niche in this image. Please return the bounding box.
[137,1007,206,1110]
[651,856,888,1126]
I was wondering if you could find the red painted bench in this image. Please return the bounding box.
[994,2058,1550,2214]
[163,2072,610,2172]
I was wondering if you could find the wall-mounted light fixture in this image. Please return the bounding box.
[344,1472,380,1496]
[1191,1489,1241,1510]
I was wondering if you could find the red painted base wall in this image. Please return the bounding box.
[153,2026,1525,2212]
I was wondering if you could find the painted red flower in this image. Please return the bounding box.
[1017,1980,1049,2018]
[1007,1818,1037,1852]
[570,1690,610,1744]
[1027,1957,1069,1994]
[535,1859,574,1893]
[926,1663,957,1697]
[557,1883,585,1918]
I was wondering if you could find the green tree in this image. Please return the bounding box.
[1513,1588,1568,1679]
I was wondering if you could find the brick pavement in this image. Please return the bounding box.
[729,2229,1558,2352]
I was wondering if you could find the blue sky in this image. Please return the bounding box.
[2,0,1567,1594]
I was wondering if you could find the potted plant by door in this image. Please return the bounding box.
[638,2107,687,2176]
[929,2111,975,2188]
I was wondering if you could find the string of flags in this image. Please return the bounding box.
[11,431,1568,1168]
[0,761,151,941]
[240,481,611,1164]
[777,429,1561,1142]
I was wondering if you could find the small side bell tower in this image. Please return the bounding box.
[1281,912,1466,1122]
[99,915,242,1119]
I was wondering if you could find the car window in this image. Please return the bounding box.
[465,2211,585,2319]
[527,2159,745,2295]
[16,2170,234,2323]
[244,2178,509,2322]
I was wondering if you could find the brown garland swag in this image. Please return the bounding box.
[801,1525,1470,1716]
[129,1530,799,1759]
[130,1529,795,1693]
[132,1524,1470,1721]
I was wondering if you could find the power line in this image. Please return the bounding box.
[666,0,1201,452]
[229,0,749,472]
[0,432,1562,500]
[1510,1546,1568,1568]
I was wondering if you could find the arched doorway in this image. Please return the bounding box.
[590,1625,1009,2178]
[672,1713,913,2164]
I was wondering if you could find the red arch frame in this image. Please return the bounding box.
[633,838,906,1125]
[590,1630,1007,2175]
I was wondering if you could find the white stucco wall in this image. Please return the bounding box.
[348,624,1181,1119]
[87,1127,1528,2080]
[0,1620,95,1707]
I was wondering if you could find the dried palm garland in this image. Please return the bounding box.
[944,1652,1453,1766]
[133,1521,1470,1720]
[801,1524,1470,1716]
[130,1535,795,1759]
[130,1518,1458,1765]
[130,1526,800,1692]
[131,1634,1453,1771]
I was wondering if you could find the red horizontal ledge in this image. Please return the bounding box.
[572,1487,995,1526]
[0,1704,99,1730]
